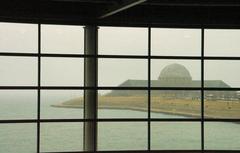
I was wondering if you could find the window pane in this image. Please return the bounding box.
[151,90,201,118]
[99,27,148,55]
[151,60,201,87]
[41,57,83,86]
[205,122,240,150]
[151,28,201,56]
[0,22,37,53]
[41,90,83,119]
[0,57,37,86]
[205,60,240,88]
[98,122,147,150]
[0,90,37,120]
[99,59,147,87]
[204,91,240,119]
[151,122,201,150]
[205,29,240,56]
[40,123,83,152]
[98,90,147,118]
[41,24,84,54]
[0,123,36,153]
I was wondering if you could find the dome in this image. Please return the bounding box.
[158,63,192,80]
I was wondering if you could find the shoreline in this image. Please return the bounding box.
[51,103,224,119]
[51,96,240,119]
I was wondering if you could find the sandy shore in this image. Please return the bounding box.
[52,96,240,118]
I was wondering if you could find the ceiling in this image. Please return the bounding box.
[0,0,240,28]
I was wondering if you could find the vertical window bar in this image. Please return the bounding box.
[37,23,41,153]
[83,26,86,151]
[148,27,151,151]
[94,26,98,152]
[201,28,205,151]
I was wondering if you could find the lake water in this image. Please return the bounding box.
[0,95,239,153]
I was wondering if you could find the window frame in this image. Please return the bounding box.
[0,23,240,153]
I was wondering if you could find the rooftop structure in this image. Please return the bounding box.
[108,63,237,100]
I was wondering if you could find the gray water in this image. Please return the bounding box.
[0,95,239,152]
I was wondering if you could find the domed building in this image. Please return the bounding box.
[159,63,192,80]
[108,63,238,100]
[158,63,192,87]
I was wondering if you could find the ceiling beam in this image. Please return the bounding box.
[50,0,115,3]
[98,0,147,19]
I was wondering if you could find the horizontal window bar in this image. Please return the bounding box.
[42,150,240,153]
[40,86,86,90]
[0,119,37,123]
[2,20,240,29]
[0,52,86,58]
[90,87,202,90]
[204,87,240,91]
[0,86,201,90]
[204,119,240,122]
[150,118,201,122]
[98,55,148,59]
[150,56,201,60]
[204,56,240,60]
[97,118,201,122]
[150,87,201,90]
[1,86,240,91]
[41,53,85,58]
[0,86,38,90]
[0,52,37,57]
[1,52,240,60]
[1,118,239,124]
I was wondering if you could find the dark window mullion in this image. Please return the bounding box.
[148,27,151,151]
[37,23,41,153]
[201,28,205,151]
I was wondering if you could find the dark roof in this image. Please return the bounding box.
[1,0,240,28]
[119,79,231,88]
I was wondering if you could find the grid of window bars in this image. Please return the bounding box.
[0,23,240,153]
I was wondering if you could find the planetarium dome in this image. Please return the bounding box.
[158,63,192,81]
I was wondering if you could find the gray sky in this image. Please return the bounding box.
[0,23,240,90]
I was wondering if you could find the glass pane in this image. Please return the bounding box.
[41,57,83,86]
[151,28,201,56]
[151,60,201,87]
[205,60,240,88]
[99,27,148,55]
[41,90,83,119]
[151,90,201,118]
[40,123,83,152]
[151,122,201,150]
[41,24,84,54]
[204,91,240,119]
[0,22,37,53]
[0,57,37,86]
[0,123,36,153]
[98,90,147,118]
[98,122,147,150]
[0,90,37,120]
[205,29,240,56]
[99,59,147,87]
[205,122,240,150]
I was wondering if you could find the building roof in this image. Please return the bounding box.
[118,63,231,88]
[119,79,231,88]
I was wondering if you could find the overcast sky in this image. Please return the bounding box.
[0,22,240,90]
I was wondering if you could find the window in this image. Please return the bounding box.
[0,23,239,153]
[0,23,84,152]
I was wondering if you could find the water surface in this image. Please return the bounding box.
[0,100,239,152]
